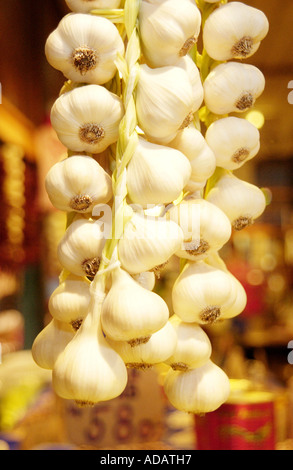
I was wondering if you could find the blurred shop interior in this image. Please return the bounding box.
[0,0,293,451]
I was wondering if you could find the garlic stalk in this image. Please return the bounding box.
[163,360,231,414]
[65,0,122,12]
[205,173,267,231]
[203,2,269,62]
[45,155,113,213]
[45,13,125,85]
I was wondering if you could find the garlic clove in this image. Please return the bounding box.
[32,319,75,371]
[132,271,156,291]
[45,13,125,85]
[167,198,231,262]
[118,211,184,275]
[57,217,110,279]
[203,2,269,62]
[126,137,191,207]
[163,360,231,414]
[205,173,267,231]
[52,302,128,406]
[65,0,121,12]
[106,321,177,370]
[136,64,196,145]
[172,261,241,325]
[101,267,170,345]
[50,84,124,154]
[139,0,201,68]
[168,125,216,190]
[45,155,113,213]
[165,315,212,372]
[48,274,91,329]
[203,62,265,116]
[205,117,260,171]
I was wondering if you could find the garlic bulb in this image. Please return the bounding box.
[45,155,113,213]
[205,173,267,231]
[133,271,156,291]
[205,117,260,171]
[57,217,110,278]
[48,274,91,329]
[52,300,128,406]
[45,13,125,85]
[107,321,177,370]
[203,2,269,62]
[50,84,124,153]
[118,211,184,275]
[172,261,244,325]
[32,319,75,370]
[165,315,212,371]
[167,198,231,261]
[136,64,196,145]
[126,137,191,206]
[101,267,169,345]
[163,360,231,414]
[203,62,265,115]
[168,125,216,191]
[65,0,121,12]
[139,0,201,67]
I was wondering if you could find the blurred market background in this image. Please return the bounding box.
[0,0,293,451]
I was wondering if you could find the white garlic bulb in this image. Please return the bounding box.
[172,261,244,325]
[48,274,91,329]
[45,155,113,213]
[45,13,125,85]
[52,300,128,406]
[203,2,269,62]
[139,0,201,67]
[168,125,216,191]
[205,117,260,171]
[118,211,184,275]
[205,173,267,231]
[126,137,191,207]
[107,321,177,370]
[50,84,124,153]
[165,315,212,371]
[136,64,196,145]
[167,198,231,261]
[65,0,121,12]
[101,267,169,345]
[203,62,265,115]
[163,360,231,414]
[57,217,110,278]
[32,319,75,370]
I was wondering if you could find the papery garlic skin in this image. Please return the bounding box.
[136,64,196,145]
[32,319,75,370]
[205,173,267,231]
[107,321,177,370]
[205,117,260,171]
[118,211,184,275]
[132,271,156,291]
[139,0,201,68]
[45,13,125,85]
[50,84,124,153]
[176,56,204,113]
[203,2,269,62]
[172,261,243,325]
[167,198,231,261]
[48,275,91,328]
[45,155,113,213]
[168,125,216,191]
[57,217,109,279]
[165,315,212,371]
[203,62,265,115]
[164,360,231,414]
[101,268,169,344]
[52,305,128,406]
[126,138,191,206]
[65,0,121,12]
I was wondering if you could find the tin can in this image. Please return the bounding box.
[195,380,277,450]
